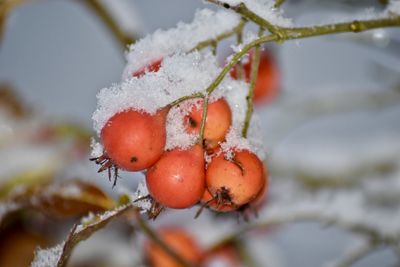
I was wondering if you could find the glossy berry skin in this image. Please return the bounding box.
[146,145,206,209]
[100,108,167,171]
[145,227,203,267]
[206,150,265,206]
[231,50,280,104]
[185,98,232,149]
[133,58,162,77]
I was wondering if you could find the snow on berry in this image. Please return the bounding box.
[92,50,264,154]
[122,8,241,79]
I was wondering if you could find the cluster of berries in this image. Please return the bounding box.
[92,51,276,216]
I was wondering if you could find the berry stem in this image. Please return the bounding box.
[235,20,246,80]
[242,27,263,138]
[199,95,209,142]
[169,92,205,107]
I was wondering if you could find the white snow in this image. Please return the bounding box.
[93,50,264,152]
[122,8,240,79]
[165,99,199,150]
[221,0,293,28]
[90,138,103,158]
[31,243,64,267]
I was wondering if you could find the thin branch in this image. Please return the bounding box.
[208,0,400,40]
[205,34,278,96]
[191,19,246,51]
[199,95,209,141]
[169,92,205,107]
[80,0,135,48]
[135,213,196,267]
[206,0,280,35]
[242,27,263,138]
[235,22,245,80]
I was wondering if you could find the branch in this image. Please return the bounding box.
[205,34,278,96]
[242,27,263,138]
[80,0,136,48]
[208,0,400,40]
[199,95,209,142]
[169,92,204,107]
[191,19,246,51]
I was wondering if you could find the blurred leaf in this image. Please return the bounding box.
[34,180,116,218]
[1,180,115,224]
[31,204,135,267]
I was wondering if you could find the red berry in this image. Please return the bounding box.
[146,145,206,209]
[184,98,232,149]
[206,150,265,207]
[133,58,162,77]
[100,108,168,171]
[231,50,280,104]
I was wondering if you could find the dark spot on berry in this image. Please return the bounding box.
[188,116,197,128]
[130,156,138,162]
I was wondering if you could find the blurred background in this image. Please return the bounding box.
[1,0,400,267]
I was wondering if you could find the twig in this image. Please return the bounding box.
[208,0,400,40]
[169,92,205,107]
[235,20,245,80]
[205,34,278,96]
[199,95,209,141]
[191,19,246,51]
[80,0,135,48]
[242,27,263,138]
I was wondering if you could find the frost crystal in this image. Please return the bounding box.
[122,9,240,79]
[31,243,64,267]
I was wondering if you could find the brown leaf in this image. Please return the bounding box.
[1,180,115,223]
